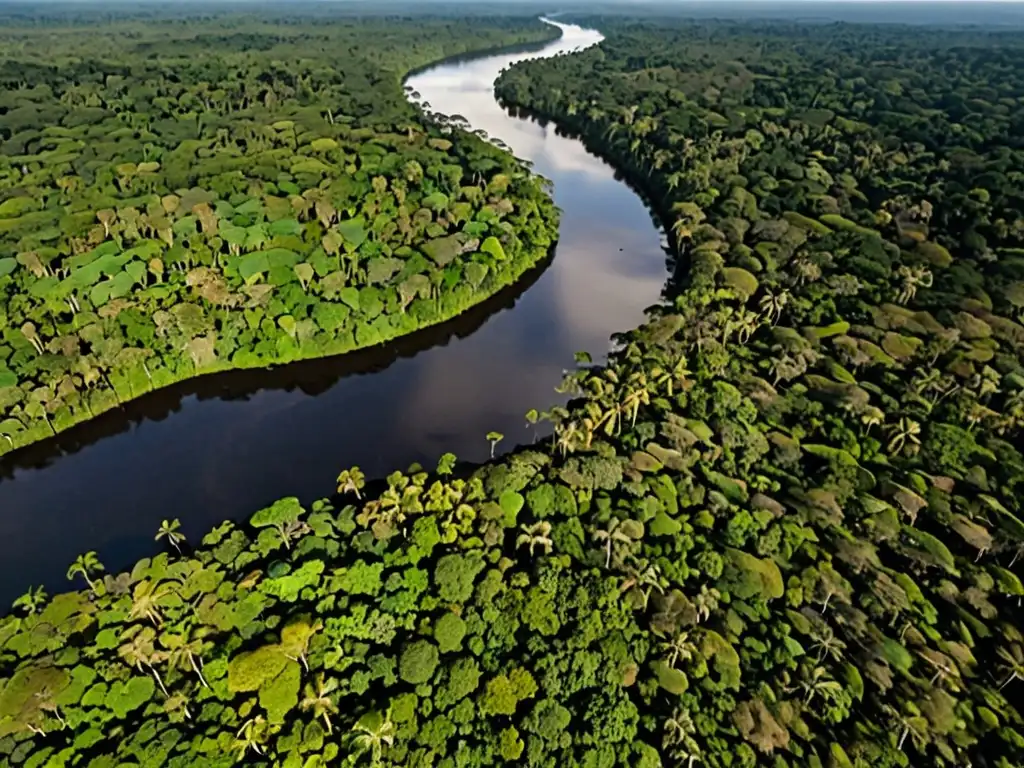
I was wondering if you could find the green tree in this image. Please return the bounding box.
[66,551,104,594]
[399,640,439,684]
[350,710,395,766]
[155,518,185,555]
[300,674,340,734]
[338,466,366,499]
[11,586,47,615]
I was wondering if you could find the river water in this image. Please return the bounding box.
[0,20,667,604]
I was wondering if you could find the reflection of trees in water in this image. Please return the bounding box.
[0,251,555,479]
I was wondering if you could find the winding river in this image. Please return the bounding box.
[0,20,668,604]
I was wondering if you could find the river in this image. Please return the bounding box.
[0,20,668,604]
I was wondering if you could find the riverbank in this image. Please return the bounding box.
[0,16,668,605]
[0,18,562,459]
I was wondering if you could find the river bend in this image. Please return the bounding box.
[0,20,668,603]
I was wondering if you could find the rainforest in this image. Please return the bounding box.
[3,5,1024,768]
[0,11,559,454]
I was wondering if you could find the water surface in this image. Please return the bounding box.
[0,21,668,603]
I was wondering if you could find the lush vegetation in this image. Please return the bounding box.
[5,11,1024,768]
[0,13,559,455]
[497,17,1024,766]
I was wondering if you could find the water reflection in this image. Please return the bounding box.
[0,21,667,604]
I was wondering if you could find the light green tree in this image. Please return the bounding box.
[67,551,104,594]
[300,674,340,734]
[337,466,366,499]
[486,431,504,459]
[350,710,395,766]
[155,518,185,555]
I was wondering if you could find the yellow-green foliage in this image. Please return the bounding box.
[228,645,288,693]
[259,662,301,723]
[917,240,953,267]
[783,210,832,235]
[0,664,69,737]
[722,548,784,600]
[720,266,759,300]
[652,661,689,694]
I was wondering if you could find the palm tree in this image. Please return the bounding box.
[883,705,930,753]
[163,692,193,722]
[118,627,169,696]
[860,406,885,433]
[620,377,651,429]
[337,466,366,499]
[129,580,169,627]
[524,409,541,442]
[67,551,104,594]
[516,521,553,556]
[166,633,210,688]
[234,715,272,758]
[283,618,323,673]
[486,431,504,459]
[33,686,66,730]
[997,643,1024,690]
[662,632,697,669]
[910,368,943,396]
[692,585,720,623]
[276,518,312,550]
[972,365,1002,402]
[554,420,580,458]
[886,417,921,455]
[12,585,48,615]
[662,707,695,749]
[155,518,185,555]
[730,309,762,345]
[809,625,846,664]
[663,708,702,767]
[917,649,961,690]
[350,710,395,766]
[620,559,665,609]
[592,518,637,568]
[1009,541,1024,568]
[758,290,789,325]
[798,665,842,705]
[300,674,340,734]
[770,353,805,386]
[896,265,933,304]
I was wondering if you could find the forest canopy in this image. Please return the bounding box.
[0,11,559,455]
[4,9,1024,768]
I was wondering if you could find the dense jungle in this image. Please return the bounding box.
[0,12,559,454]
[3,6,1024,768]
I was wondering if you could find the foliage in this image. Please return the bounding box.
[4,9,1024,768]
[0,8,559,456]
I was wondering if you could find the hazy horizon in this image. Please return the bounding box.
[1,0,1024,28]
